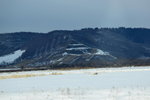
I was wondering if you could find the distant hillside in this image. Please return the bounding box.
[0,27,150,69]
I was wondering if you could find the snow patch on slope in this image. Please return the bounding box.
[69,43,85,46]
[62,52,68,56]
[95,49,109,55]
[66,47,89,50]
[0,50,25,64]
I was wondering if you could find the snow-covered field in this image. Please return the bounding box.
[0,66,150,100]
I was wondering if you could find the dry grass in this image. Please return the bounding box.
[52,66,98,71]
[0,72,63,80]
[51,72,63,75]
[0,74,44,79]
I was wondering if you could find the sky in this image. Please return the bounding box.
[0,0,150,33]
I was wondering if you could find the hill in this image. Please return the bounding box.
[0,27,150,69]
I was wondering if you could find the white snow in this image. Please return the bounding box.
[49,58,64,64]
[56,58,63,62]
[66,47,89,50]
[62,52,68,56]
[0,66,150,100]
[0,50,25,64]
[95,49,109,55]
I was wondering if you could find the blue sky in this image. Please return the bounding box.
[0,0,150,33]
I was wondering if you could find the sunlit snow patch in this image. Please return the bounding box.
[69,43,85,46]
[95,49,109,55]
[0,50,25,64]
[66,47,89,50]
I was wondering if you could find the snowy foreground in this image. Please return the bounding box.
[0,66,150,100]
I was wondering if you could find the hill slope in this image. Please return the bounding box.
[0,28,150,69]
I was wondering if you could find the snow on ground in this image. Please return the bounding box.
[0,50,25,64]
[0,66,150,100]
[95,49,110,55]
[66,47,89,50]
